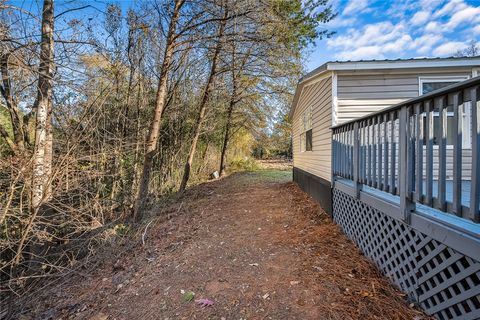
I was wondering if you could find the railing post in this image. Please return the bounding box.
[437,96,447,211]
[353,121,360,198]
[414,103,423,203]
[399,106,415,223]
[452,91,463,216]
[470,86,480,222]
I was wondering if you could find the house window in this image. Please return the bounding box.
[300,106,312,152]
[419,76,471,148]
[419,76,469,95]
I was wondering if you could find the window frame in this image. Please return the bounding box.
[300,106,313,152]
[472,68,480,77]
[418,76,470,96]
[418,75,471,149]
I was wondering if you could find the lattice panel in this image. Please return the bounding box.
[333,189,480,320]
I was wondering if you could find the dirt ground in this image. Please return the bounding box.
[16,167,430,320]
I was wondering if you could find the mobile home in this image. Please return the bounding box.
[291,57,480,214]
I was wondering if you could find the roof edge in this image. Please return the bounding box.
[299,56,480,85]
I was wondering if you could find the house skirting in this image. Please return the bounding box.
[293,167,332,215]
[332,187,480,320]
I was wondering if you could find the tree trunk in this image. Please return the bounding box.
[0,53,25,153]
[179,12,227,192]
[219,91,236,176]
[134,0,184,220]
[31,0,54,209]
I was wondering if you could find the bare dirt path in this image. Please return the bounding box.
[22,170,428,320]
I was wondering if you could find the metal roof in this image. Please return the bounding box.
[299,55,480,84]
[290,56,480,119]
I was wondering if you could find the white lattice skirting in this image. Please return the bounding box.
[333,189,480,320]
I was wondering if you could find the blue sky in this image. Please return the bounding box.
[306,0,480,71]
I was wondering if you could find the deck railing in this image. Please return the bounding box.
[332,77,480,223]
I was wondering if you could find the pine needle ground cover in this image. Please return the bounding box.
[15,166,430,319]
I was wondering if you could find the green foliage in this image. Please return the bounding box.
[0,106,13,155]
[113,223,130,236]
[256,169,292,182]
[229,158,259,172]
[182,291,195,302]
[252,117,292,160]
[269,0,336,50]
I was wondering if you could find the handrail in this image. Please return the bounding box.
[331,76,480,130]
[332,77,480,223]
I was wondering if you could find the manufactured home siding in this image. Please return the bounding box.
[336,68,474,180]
[336,68,473,125]
[292,76,332,182]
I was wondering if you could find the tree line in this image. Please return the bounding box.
[0,0,334,300]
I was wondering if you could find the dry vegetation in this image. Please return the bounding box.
[1,0,334,314]
[10,169,429,319]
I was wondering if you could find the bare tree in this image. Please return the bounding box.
[31,0,54,209]
[179,3,228,192]
[134,0,185,219]
[454,40,479,57]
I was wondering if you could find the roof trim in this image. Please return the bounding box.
[288,71,332,119]
[290,56,480,119]
[299,56,480,85]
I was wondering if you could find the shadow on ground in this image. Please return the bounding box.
[16,168,430,320]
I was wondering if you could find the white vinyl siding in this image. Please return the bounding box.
[292,75,332,182]
[335,68,473,125]
[336,68,474,181]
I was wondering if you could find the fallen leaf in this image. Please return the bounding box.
[89,313,108,320]
[195,298,214,307]
[359,290,372,297]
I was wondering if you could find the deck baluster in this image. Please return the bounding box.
[399,106,414,222]
[367,119,372,186]
[372,117,377,188]
[470,86,480,222]
[358,121,365,184]
[390,112,396,195]
[415,103,423,203]
[383,113,389,192]
[407,107,414,200]
[353,122,360,197]
[437,96,447,211]
[452,91,463,216]
[377,115,383,190]
[350,124,354,179]
[425,100,434,206]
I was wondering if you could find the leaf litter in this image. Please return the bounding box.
[16,168,432,320]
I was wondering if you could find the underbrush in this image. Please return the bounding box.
[228,157,259,171]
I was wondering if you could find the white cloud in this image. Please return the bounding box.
[424,21,442,33]
[410,11,430,26]
[343,0,370,15]
[327,17,357,28]
[432,0,467,18]
[324,0,480,61]
[410,34,444,54]
[444,6,480,28]
[337,46,384,60]
[433,41,469,56]
[328,22,407,49]
[419,0,443,11]
[383,35,413,53]
[328,22,414,60]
